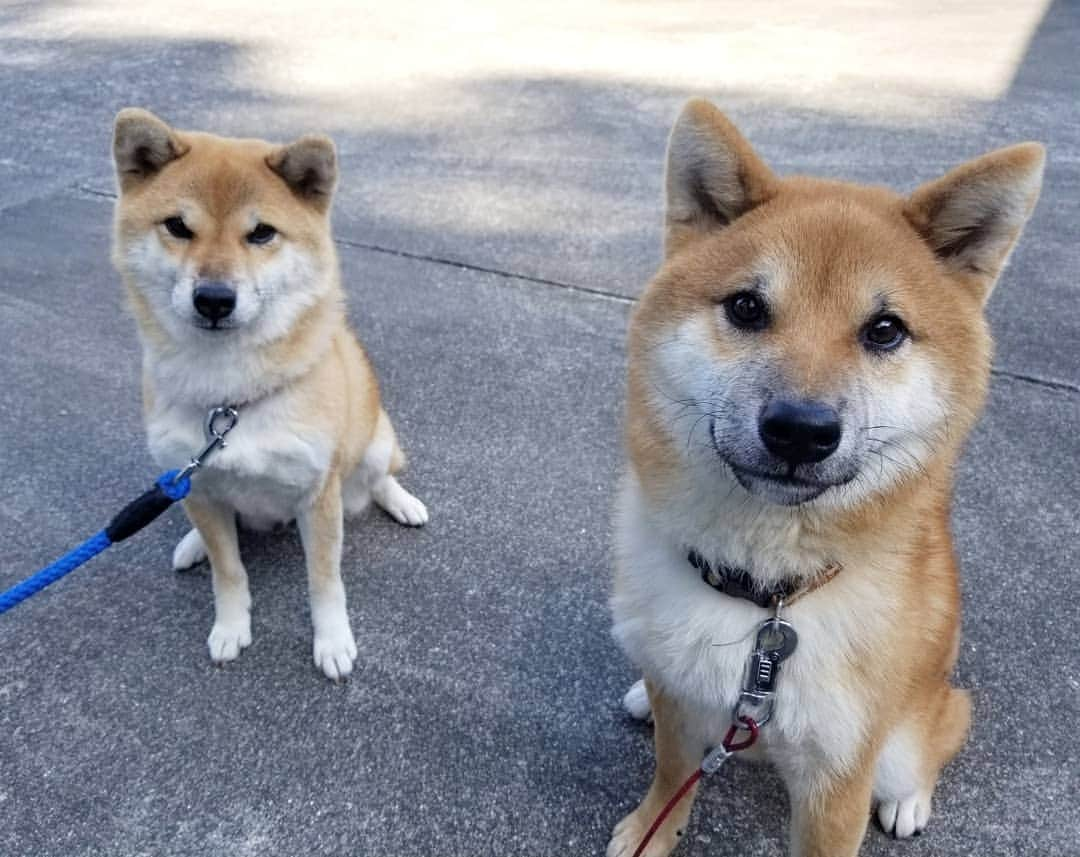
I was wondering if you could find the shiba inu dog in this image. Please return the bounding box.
[111,109,428,681]
[608,100,1044,856]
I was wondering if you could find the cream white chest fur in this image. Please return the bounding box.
[612,476,897,779]
[146,384,333,528]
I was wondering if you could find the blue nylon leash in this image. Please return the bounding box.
[0,404,239,617]
[0,470,191,615]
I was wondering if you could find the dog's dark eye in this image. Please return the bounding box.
[163,216,194,240]
[246,223,277,245]
[862,315,908,351]
[724,291,769,330]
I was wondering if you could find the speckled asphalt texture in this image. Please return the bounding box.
[1,3,1077,856]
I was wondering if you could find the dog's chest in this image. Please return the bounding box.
[612,481,875,770]
[146,400,333,522]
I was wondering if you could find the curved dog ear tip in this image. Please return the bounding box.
[267,134,338,210]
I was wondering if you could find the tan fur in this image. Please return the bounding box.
[111,109,427,680]
[610,100,1042,856]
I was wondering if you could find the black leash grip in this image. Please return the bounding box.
[104,484,177,543]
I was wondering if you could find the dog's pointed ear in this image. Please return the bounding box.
[904,143,1045,299]
[664,99,777,256]
[266,135,337,212]
[113,108,187,190]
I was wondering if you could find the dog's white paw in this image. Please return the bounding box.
[207,616,252,664]
[877,789,932,839]
[608,810,675,857]
[623,678,653,720]
[373,476,429,527]
[313,624,358,682]
[172,528,207,570]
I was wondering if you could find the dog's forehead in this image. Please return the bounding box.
[751,193,932,312]
[168,133,286,216]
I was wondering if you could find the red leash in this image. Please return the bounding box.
[630,717,759,857]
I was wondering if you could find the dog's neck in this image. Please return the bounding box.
[639,466,932,589]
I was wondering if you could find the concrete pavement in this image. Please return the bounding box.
[1,2,1077,855]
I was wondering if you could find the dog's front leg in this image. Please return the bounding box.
[785,757,875,857]
[298,474,357,681]
[608,680,703,857]
[183,495,252,664]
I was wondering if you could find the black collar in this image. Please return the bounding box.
[688,550,799,609]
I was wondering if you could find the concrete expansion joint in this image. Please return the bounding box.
[67,181,1078,398]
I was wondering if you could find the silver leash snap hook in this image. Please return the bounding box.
[204,406,239,445]
[173,405,239,485]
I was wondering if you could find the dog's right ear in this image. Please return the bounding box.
[664,99,777,256]
[113,108,187,191]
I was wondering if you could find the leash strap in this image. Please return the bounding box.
[630,718,759,857]
[0,470,191,616]
[1,405,238,617]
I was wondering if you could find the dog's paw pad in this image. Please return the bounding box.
[314,629,358,681]
[208,618,252,664]
[623,678,652,720]
[877,791,931,839]
[172,528,207,571]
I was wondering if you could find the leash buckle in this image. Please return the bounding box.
[700,744,731,774]
[173,405,239,484]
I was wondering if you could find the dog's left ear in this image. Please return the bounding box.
[267,135,337,212]
[904,143,1045,300]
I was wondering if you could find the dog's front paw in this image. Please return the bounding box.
[608,808,679,857]
[877,789,932,839]
[313,624,358,682]
[207,615,252,664]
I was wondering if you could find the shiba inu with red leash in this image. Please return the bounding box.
[111,109,428,681]
[608,100,1044,856]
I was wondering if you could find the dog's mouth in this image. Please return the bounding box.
[725,462,836,503]
[191,318,237,332]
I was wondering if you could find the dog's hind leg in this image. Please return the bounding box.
[874,685,970,839]
[172,527,207,570]
[622,678,653,720]
[345,408,428,526]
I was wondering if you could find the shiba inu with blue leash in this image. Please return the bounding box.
[111,109,428,681]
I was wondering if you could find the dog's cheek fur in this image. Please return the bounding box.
[116,228,194,338]
[246,242,326,344]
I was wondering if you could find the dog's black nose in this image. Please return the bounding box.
[759,399,842,465]
[192,282,236,321]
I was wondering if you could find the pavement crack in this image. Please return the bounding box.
[75,185,118,200]
[989,368,1079,395]
[64,184,1080,388]
[72,184,636,305]
[334,237,636,305]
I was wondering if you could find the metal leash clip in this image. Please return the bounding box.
[731,602,799,730]
[173,405,239,484]
[700,744,732,774]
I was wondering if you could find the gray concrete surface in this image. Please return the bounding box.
[1,2,1077,856]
